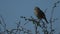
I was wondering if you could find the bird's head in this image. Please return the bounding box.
[34,7,40,16]
[34,7,40,11]
[34,7,40,13]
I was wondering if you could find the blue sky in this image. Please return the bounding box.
[0,0,60,34]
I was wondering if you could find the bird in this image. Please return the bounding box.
[34,7,48,24]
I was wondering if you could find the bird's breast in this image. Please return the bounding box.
[34,10,38,16]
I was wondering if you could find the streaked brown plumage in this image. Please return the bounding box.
[34,7,48,23]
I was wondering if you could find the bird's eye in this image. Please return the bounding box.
[34,7,39,10]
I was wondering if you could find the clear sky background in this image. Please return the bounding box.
[0,0,60,34]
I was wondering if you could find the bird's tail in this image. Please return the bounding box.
[44,17,49,24]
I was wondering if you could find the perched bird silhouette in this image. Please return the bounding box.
[34,7,48,24]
